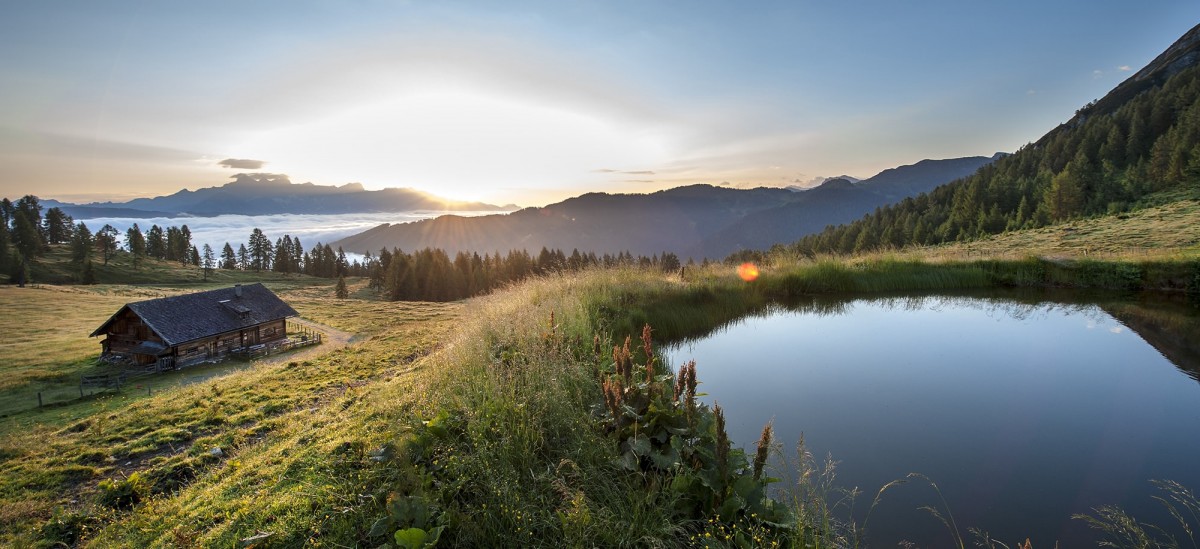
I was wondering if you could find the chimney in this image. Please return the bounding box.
[234,284,242,297]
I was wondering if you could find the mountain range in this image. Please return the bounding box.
[332,154,1002,259]
[44,173,514,218]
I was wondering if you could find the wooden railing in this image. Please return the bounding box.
[234,333,322,360]
[80,372,128,391]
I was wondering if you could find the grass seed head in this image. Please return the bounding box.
[753,422,773,481]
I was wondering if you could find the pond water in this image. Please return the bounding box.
[663,292,1200,547]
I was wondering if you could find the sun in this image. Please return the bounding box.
[235,89,668,204]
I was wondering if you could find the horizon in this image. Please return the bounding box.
[1,2,1197,207]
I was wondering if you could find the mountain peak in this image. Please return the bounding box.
[814,177,856,191]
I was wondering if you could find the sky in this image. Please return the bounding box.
[1,1,1197,207]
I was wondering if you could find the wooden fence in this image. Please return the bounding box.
[19,329,328,413]
[234,332,322,360]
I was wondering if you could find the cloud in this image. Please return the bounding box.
[1118,65,1132,72]
[593,168,656,175]
[229,172,292,184]
[717,180,765,190]
[65,211,459,259]
[623,179,655,184]
[1026,89,1037,95]
[218,158,266,169]
[1092,69,1104,79]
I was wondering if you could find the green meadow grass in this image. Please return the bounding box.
[0,279,461,547]
[2,232,1198,546]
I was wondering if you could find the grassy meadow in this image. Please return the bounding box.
[1,197,1198,546]
[0,276,462,547]
[911,184,1200,260]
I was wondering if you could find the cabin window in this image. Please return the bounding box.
[264,326,277,337]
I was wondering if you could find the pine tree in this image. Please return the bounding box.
[14,195,44,245]
[335,275,348,299]
[221,242,237,269]
[248,228,271,271]
[237,243,250,269]
[11,211,42,260]
[202,244,215,281]
[291,236,303,272]
[71,222,93,264]
[125,223,146,269]
[43,207,74,244]
[146,225,165,259]
[0,220,8,275]
[95,224,119,265]
[273,237,290,273]
[165,226,181,261]
[336,247,349,278]
[0,198,11,230]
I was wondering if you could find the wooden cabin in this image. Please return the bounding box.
[91,283,299,369]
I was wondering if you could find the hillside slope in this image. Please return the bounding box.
[917,185,1200,258]
[793,23,1200,256]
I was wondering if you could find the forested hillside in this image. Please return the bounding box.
[791,23,1200,256]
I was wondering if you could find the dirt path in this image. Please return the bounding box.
[258,317,356,366]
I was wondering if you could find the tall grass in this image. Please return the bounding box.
[1074,480,1200,548]
[390,270,685,546]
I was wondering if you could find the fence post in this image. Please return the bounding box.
[38,392,43,408]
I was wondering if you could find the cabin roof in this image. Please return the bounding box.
[90,283,299,346]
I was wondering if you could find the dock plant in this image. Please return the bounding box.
[595,322,793,543]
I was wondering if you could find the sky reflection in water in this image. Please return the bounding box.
[665,295,1200,547]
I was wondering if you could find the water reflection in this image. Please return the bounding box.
[663,291,1200,547]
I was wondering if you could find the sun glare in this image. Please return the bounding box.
[737,262,760,282]
[237,90,668,203]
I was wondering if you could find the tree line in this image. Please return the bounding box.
[1,203,686,302]
[367,246,683,302]
[788,61,1200,256]
[0,196,84,283]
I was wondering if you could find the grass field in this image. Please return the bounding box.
[2,188,1198,546]
[2,259,1197,546]
[0,275,352,422]
[0,277,462,547]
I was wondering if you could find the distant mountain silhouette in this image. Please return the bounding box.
[333,184,805,258]
[691,154,1001,257]
[785,175,861,191]
[333,155,1000,259]
[46,173,511,218]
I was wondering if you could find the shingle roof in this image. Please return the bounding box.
[90,283,299,346]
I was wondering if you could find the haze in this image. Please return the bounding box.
[1,1,1196,206]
